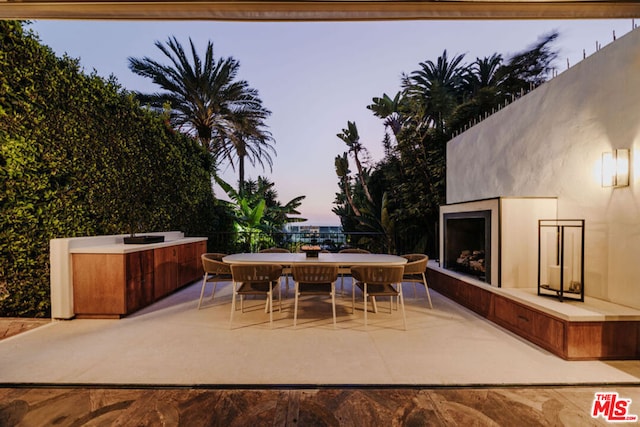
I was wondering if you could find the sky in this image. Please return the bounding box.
[30,19,637,226]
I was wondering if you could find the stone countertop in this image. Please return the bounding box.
[69,236,207,254]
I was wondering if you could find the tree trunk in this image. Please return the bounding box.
[343,178,361,217]
[353,152,374,204]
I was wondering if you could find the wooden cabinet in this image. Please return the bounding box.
[178,240,206,285]
[125,250,155,313]
[426,270,491,317]
[73,250,154,318]
[72,239,206,318]
[428,266,640,360]
[154,246,178,299]
[491,295,565,355]
[154,240,206,298]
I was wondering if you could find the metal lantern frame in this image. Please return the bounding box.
[538,219,585,302]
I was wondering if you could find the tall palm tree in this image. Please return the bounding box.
[128,36,274,186]
[402,50,469,132]
[467,53,504,93]
[223,108,275,191]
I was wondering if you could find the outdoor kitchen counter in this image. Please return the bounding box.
[50,232,207,319]
[68,236,207,254]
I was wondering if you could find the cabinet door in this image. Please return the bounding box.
[178,241,206,286]
[126,250,154,313]
[154,246,178,298]
[72,254,126,317]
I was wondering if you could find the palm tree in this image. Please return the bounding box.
[468,53,504,93]
[128,36,275,186]
[337,121,374,204]
[402,50,470,132]
[223,109,275,191]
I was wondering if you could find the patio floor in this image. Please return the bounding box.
[1,278,639,387]
[1,279,640,425]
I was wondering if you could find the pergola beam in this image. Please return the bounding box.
[0,1,639,21]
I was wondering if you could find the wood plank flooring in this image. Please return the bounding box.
[2,319,638,426]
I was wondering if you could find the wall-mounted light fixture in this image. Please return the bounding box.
[602,148,630,187]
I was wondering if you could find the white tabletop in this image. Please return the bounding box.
[222,252,407,266]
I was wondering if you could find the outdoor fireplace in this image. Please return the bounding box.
[443,210,491,283]
[439,197,558,288]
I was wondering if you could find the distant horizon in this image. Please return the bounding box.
[30,19,637,226]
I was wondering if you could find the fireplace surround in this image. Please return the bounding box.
[440,197,557,288]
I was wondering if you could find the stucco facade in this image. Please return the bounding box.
[446,28,640,308]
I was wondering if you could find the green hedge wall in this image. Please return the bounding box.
[0,21,229,317]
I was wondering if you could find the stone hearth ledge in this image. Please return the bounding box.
[427,261,640,322]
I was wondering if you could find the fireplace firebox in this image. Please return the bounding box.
[443,210,491,283]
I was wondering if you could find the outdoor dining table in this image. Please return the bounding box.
[222,252,407,267]
[223,252,408,324]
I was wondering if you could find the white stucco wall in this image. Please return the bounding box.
[446,28,640,308]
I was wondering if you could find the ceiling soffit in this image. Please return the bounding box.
[1,1,640,21]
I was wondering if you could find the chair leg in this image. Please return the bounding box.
[268,284,273,328]
[229,282,237,329]
[198,274,208,309]
[277,280,282,312]
[398,283,407,331]
[422,273,433,309]
[285,274,290,299]
[293,282,299,327]
[351,281,355,314]
[331,282,337,328]
[363,283,368,328]
[210,282,218,302]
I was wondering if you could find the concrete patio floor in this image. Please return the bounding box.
[1,278,639,387]
[1,280,640,425]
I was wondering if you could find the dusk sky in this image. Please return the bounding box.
[30,19,636,226]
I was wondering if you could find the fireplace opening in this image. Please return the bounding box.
[443,210,491,283]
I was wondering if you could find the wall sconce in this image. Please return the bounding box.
[602,149,630,187]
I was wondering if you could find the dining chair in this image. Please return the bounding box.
[351,265,406,330]
[291,264,339,328]
[337,248,371,295]
[401,254,433,309]
[198,253,232,309]
[259,247,292,297]
[230,264,283,328]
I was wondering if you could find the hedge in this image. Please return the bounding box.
[0,21,230,317]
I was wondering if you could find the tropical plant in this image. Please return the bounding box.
[367,92,407,141]
[215,176,305,251]
[337,121,374,204]
[128,36,275,188]
[334,152,360,217]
